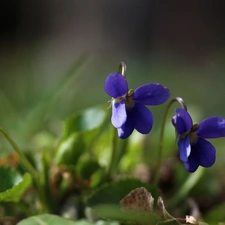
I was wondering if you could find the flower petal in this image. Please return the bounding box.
[184,158,199,173]
[132,83,170,105]
[184,143,201,172]
[104,73,128,98]
[117,113,135,139]
[178,136,191,162]
[197,117,225,138]
[131,102,153,134]
[174,108,193,135]
[111,100,127,128]
[194,138,216,167]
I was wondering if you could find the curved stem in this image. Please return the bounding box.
[118,61,127,77]
[153,97,187,189]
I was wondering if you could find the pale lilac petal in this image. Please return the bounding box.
[132,83,170,105]
[178,136,191,162]
[197,117,225,138]
[117,113,135,139]
[175,108,193,135]
[104,73,128,98]
[131,102,153,134]
[111,100,127,128]
[194,138,216,167]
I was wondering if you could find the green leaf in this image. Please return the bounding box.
[90,168,106,188]
[0,166,32,202]
[88,205,159,224]
[17,214,77,225]
[87,178,158,208]
[59,106,107,158]
[64,106,106,137]
[95,220,120,225]
[55,132,85,165]
[17,215,115,225]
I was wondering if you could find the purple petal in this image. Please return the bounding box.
[117,113,135,139]
[111,100,127,128]
[131,102,153,134]
[174,108,193,135]
[197,117,225,138]
[178,136,191,162]
[194,138,216,168]
[104,73,128,98]
[184,144,200,172]
[132,83,170,105]
[184,159,199,173]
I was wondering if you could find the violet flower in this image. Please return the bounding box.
[104,72,170,139]
[172,108,225,172]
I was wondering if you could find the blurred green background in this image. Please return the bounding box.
[1,1,225,222]
[1,1,225,157]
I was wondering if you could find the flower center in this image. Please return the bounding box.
[189,123,198,144]
[112,89,134,110]
[188,131,198,145]
[179,123,198,145]
[125,89,134,110]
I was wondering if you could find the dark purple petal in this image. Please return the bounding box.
[194,138,216,167]
[178,136,191,162]
[104,73,128,98]
[184,159,199,173]
[197,117,225,138]
[175,108,193,135]
[117,102,153,138]
[132,83,170,105]
[184,144,200,172]
[117,113,135,139]
[111,100,127,128]
[130,102,154,134]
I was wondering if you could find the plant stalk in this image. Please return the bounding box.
[153,97,187,189]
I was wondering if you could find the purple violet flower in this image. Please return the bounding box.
[172,108,225,172]
[104,72,170,139]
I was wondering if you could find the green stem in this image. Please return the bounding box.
[106,127,118,180]
[169,167,204,208]
[153,97,187,189]
[0,128,38,180]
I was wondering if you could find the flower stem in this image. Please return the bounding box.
[153,97,187,189]
[169,167,204,208]
[106,127,129,181]
[118,61,127,77]
[106,127,118,180]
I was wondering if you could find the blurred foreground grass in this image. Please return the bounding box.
[1,51,225,143]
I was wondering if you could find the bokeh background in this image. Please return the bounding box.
[1,1,225,221]
[1,1,225,152]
